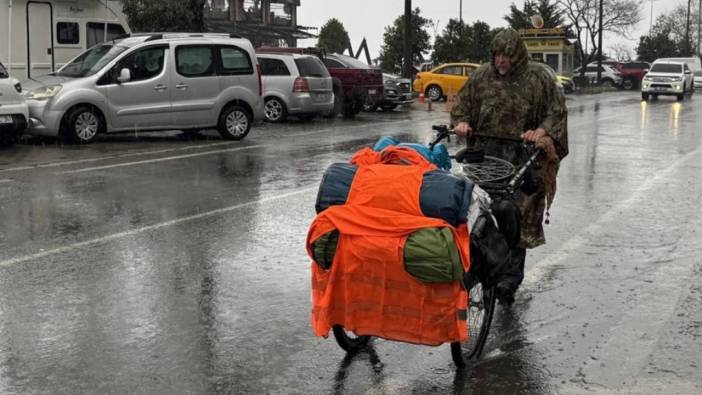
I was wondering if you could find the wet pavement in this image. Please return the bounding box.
[1,91,701,394]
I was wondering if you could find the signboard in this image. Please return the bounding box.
[524,39,566,52]
[519,28,566,37]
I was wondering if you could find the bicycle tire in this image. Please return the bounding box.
[332,325,371,353]
[450,280,497,367]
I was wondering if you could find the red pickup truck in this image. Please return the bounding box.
[257,47,383,117]
[618,62,651,90]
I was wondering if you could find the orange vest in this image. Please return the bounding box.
[307,146,471,346]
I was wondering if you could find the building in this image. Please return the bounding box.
[205,0,316,47]
[519,28,575,76]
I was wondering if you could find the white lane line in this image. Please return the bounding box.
[62,144,265,174]
[523,142,702,286]
[0,186,317,268]
[1,140,237,173]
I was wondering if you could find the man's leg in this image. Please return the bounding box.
[496,247,526,306]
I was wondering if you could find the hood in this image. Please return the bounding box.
[490,28,529,76]
[20,74,74,91]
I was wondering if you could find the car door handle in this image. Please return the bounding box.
[175,83,189,90]
[154,84,168,91]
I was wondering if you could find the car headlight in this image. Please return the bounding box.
[671,77,682,82]
[24,84,62,100]
[643,76,651,81]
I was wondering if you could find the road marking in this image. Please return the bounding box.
[0,140,237,173]
[62,144,265,174]
[524,142,702,286]
[0,186,318,268]
[0,179,13,184]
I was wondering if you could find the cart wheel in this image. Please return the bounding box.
[332,325,371,353]
[451,280,497,367]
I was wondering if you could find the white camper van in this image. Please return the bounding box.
[0,0,131,79]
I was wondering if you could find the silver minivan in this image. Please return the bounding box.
[21,33,264,143]
[257,53,333,122]
[0,62,28,146]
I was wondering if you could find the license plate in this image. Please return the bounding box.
[368,89,377,95]
[0,115,12,124]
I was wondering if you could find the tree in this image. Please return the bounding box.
[557,0,641,73]
[317,18,352,54]
[432,20,498,64]
[432,19,470,63]
[634,5,701,61]
[505,0,566,30]
[636,29,682,61]
[378,8,431,74]
[122,0,206,32]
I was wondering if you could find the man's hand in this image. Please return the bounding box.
[454,122,473,137]
[521,128,547,143]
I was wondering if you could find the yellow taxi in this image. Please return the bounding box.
[413,63,481,101]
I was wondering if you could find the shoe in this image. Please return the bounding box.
[496,284,515,307]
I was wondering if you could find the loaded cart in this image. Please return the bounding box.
[306,136,479,367]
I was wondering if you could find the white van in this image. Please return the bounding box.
[656,57,702,72]
[0,0,130,79]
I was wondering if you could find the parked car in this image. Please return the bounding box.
[256,47,383,118]
[21,33,264,143]
[412,62,480,101]
[619,62,650,90]
[556,74,574,93]
[365,73,414,111]
[573,64,623,87]
[694,69,702,90]
[641,60,694,101]
[257,53,333,122]
[0,62,28,146]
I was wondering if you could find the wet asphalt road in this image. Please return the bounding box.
[1,91,701,394]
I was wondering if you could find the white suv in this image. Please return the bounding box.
[641,60,694,101]
[21,33,263,143]
[574,63,623,87]
[0,62,28,146]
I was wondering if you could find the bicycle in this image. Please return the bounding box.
[331,124,542,369]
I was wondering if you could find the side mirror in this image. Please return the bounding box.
[685,70,692,74]
[117,68,131,83]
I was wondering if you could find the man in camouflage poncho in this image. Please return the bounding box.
[451,28,569,304]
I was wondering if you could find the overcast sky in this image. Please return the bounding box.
[297,0,689,61]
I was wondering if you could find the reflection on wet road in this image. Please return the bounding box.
[1,92,701,394]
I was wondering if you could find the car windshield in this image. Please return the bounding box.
[56,44,129,77]
[331,54,374,69]
[294,57,330,77]
[650,63,682,73]
[0,62,8,78]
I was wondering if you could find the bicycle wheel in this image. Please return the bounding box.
[332,325,371,353]
[451,279,497,367]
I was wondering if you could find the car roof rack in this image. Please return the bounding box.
[117,32,243,42]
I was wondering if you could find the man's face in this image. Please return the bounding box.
[495,53,512,76]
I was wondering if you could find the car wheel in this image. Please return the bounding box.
[677,93,684,101]
[264,97,287,123]
[325,90,343,118]
[622,78,635,90]
[63,106,102,144]
[217,105,251,141]
[641,92,649,101]
[652,94,658,100]
[426,85,443,101]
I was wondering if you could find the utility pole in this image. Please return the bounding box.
[460,0,463,23]
[698,0,701,55]
[403,0,412,79]
[597,0,603,84]
[685,0,692,54]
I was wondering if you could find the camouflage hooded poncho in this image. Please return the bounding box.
[451,28,569,249]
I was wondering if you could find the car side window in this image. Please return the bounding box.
[102,46,166,85]
[437,66,462,76]
[176,45,216,78]
[259,58,290,76]
[464,66,476,76]
[323,58,345,68]
[219,46,253,75]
